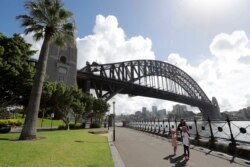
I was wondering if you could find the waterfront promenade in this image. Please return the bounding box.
[109,127,250,167]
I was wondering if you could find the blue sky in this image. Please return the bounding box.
[1,0,250,114]
[3,0,249,64]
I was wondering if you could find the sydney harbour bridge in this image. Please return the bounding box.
[77,59,220,120]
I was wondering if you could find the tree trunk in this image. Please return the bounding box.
[67,117,70,131]
[19,34,51,140]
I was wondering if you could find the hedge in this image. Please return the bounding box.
[0,119,23,126]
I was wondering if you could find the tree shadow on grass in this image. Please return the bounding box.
[75,140,107,144]
[164,154,188,167]
[1,136,46,142]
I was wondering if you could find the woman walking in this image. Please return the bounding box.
[171,130,178,155]
[182,126,190,160]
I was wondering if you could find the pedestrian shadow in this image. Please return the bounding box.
[164,154,187,167]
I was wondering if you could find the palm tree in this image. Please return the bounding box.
[17,0,76,140]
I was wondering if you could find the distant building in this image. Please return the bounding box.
[171,104,195,120]
[172,104,187,116]
[158,109,167,118]
[152,106,157,113]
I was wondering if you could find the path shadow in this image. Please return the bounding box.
[205,150,212,155]
[74,140,107,144]
[229,155,235,164]
[164,154,187,167]
[163,154,175,160]
[0,137,9,141]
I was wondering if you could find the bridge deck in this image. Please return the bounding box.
[109,127,250,167]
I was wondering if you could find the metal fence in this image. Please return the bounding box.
[127,117,250,146]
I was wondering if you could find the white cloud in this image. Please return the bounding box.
[210,31,250,62]
[246,94,250,107]
[21,33,42,59]
[167,53,187,67]
[77,15,155,69]
[167,31,250,112]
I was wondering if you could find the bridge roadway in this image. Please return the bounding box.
[108,127,250,167]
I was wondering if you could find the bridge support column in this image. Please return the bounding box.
[83,80,91,93]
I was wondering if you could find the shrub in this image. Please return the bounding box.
[0,119,23,126]
[8,119,22,126]
[0,120,8,125]
[90,123,101,128]
[58,125,66,130]
[58,123,85,130]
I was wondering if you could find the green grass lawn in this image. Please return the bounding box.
[0,130,114,167]
[37,118,65,128]
[15,114,65,128]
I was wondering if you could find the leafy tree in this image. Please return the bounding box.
[0,33,36,109]
[78,92,94,123]
[50,83,76,130]
[71,99,85,125]
[92,98,110,124]
[39,81,57,118]
[41,82,86,130]
[17,0,76,140]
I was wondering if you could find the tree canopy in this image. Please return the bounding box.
[0,33,36,108]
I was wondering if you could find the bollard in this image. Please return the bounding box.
[143,121,145,131]
[150,120,152,132]
[194,118,200,140]
[168,119,171,136]
[162,120,165,135]
[226,116,236,147]
[158,119,160,134]
[153,120,156,133]
[175,119,177,130]
[208,117,215,142]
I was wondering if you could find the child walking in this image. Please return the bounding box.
[171,130,177,155]
[182,126,190,160]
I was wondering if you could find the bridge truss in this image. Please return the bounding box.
[77,60,220,119]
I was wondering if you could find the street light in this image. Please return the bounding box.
[50,113,54,130]
[113,101,115,141]
[107,110,110,130]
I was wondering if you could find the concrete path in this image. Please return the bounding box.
[112,127,250,167]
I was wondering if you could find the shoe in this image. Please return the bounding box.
[185,156,190,160]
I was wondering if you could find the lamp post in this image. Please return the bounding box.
[107,112,109,130]
[50,113,54,130]
[113,101,115,141]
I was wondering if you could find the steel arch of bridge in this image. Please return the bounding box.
[77,60,220,119]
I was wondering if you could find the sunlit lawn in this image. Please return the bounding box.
[36,118,65,128]
[15,114,65,128]
[0,129,114,167]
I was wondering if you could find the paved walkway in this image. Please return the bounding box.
[111,127,250,167]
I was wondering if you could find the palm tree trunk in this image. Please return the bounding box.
[19,34,51,140]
